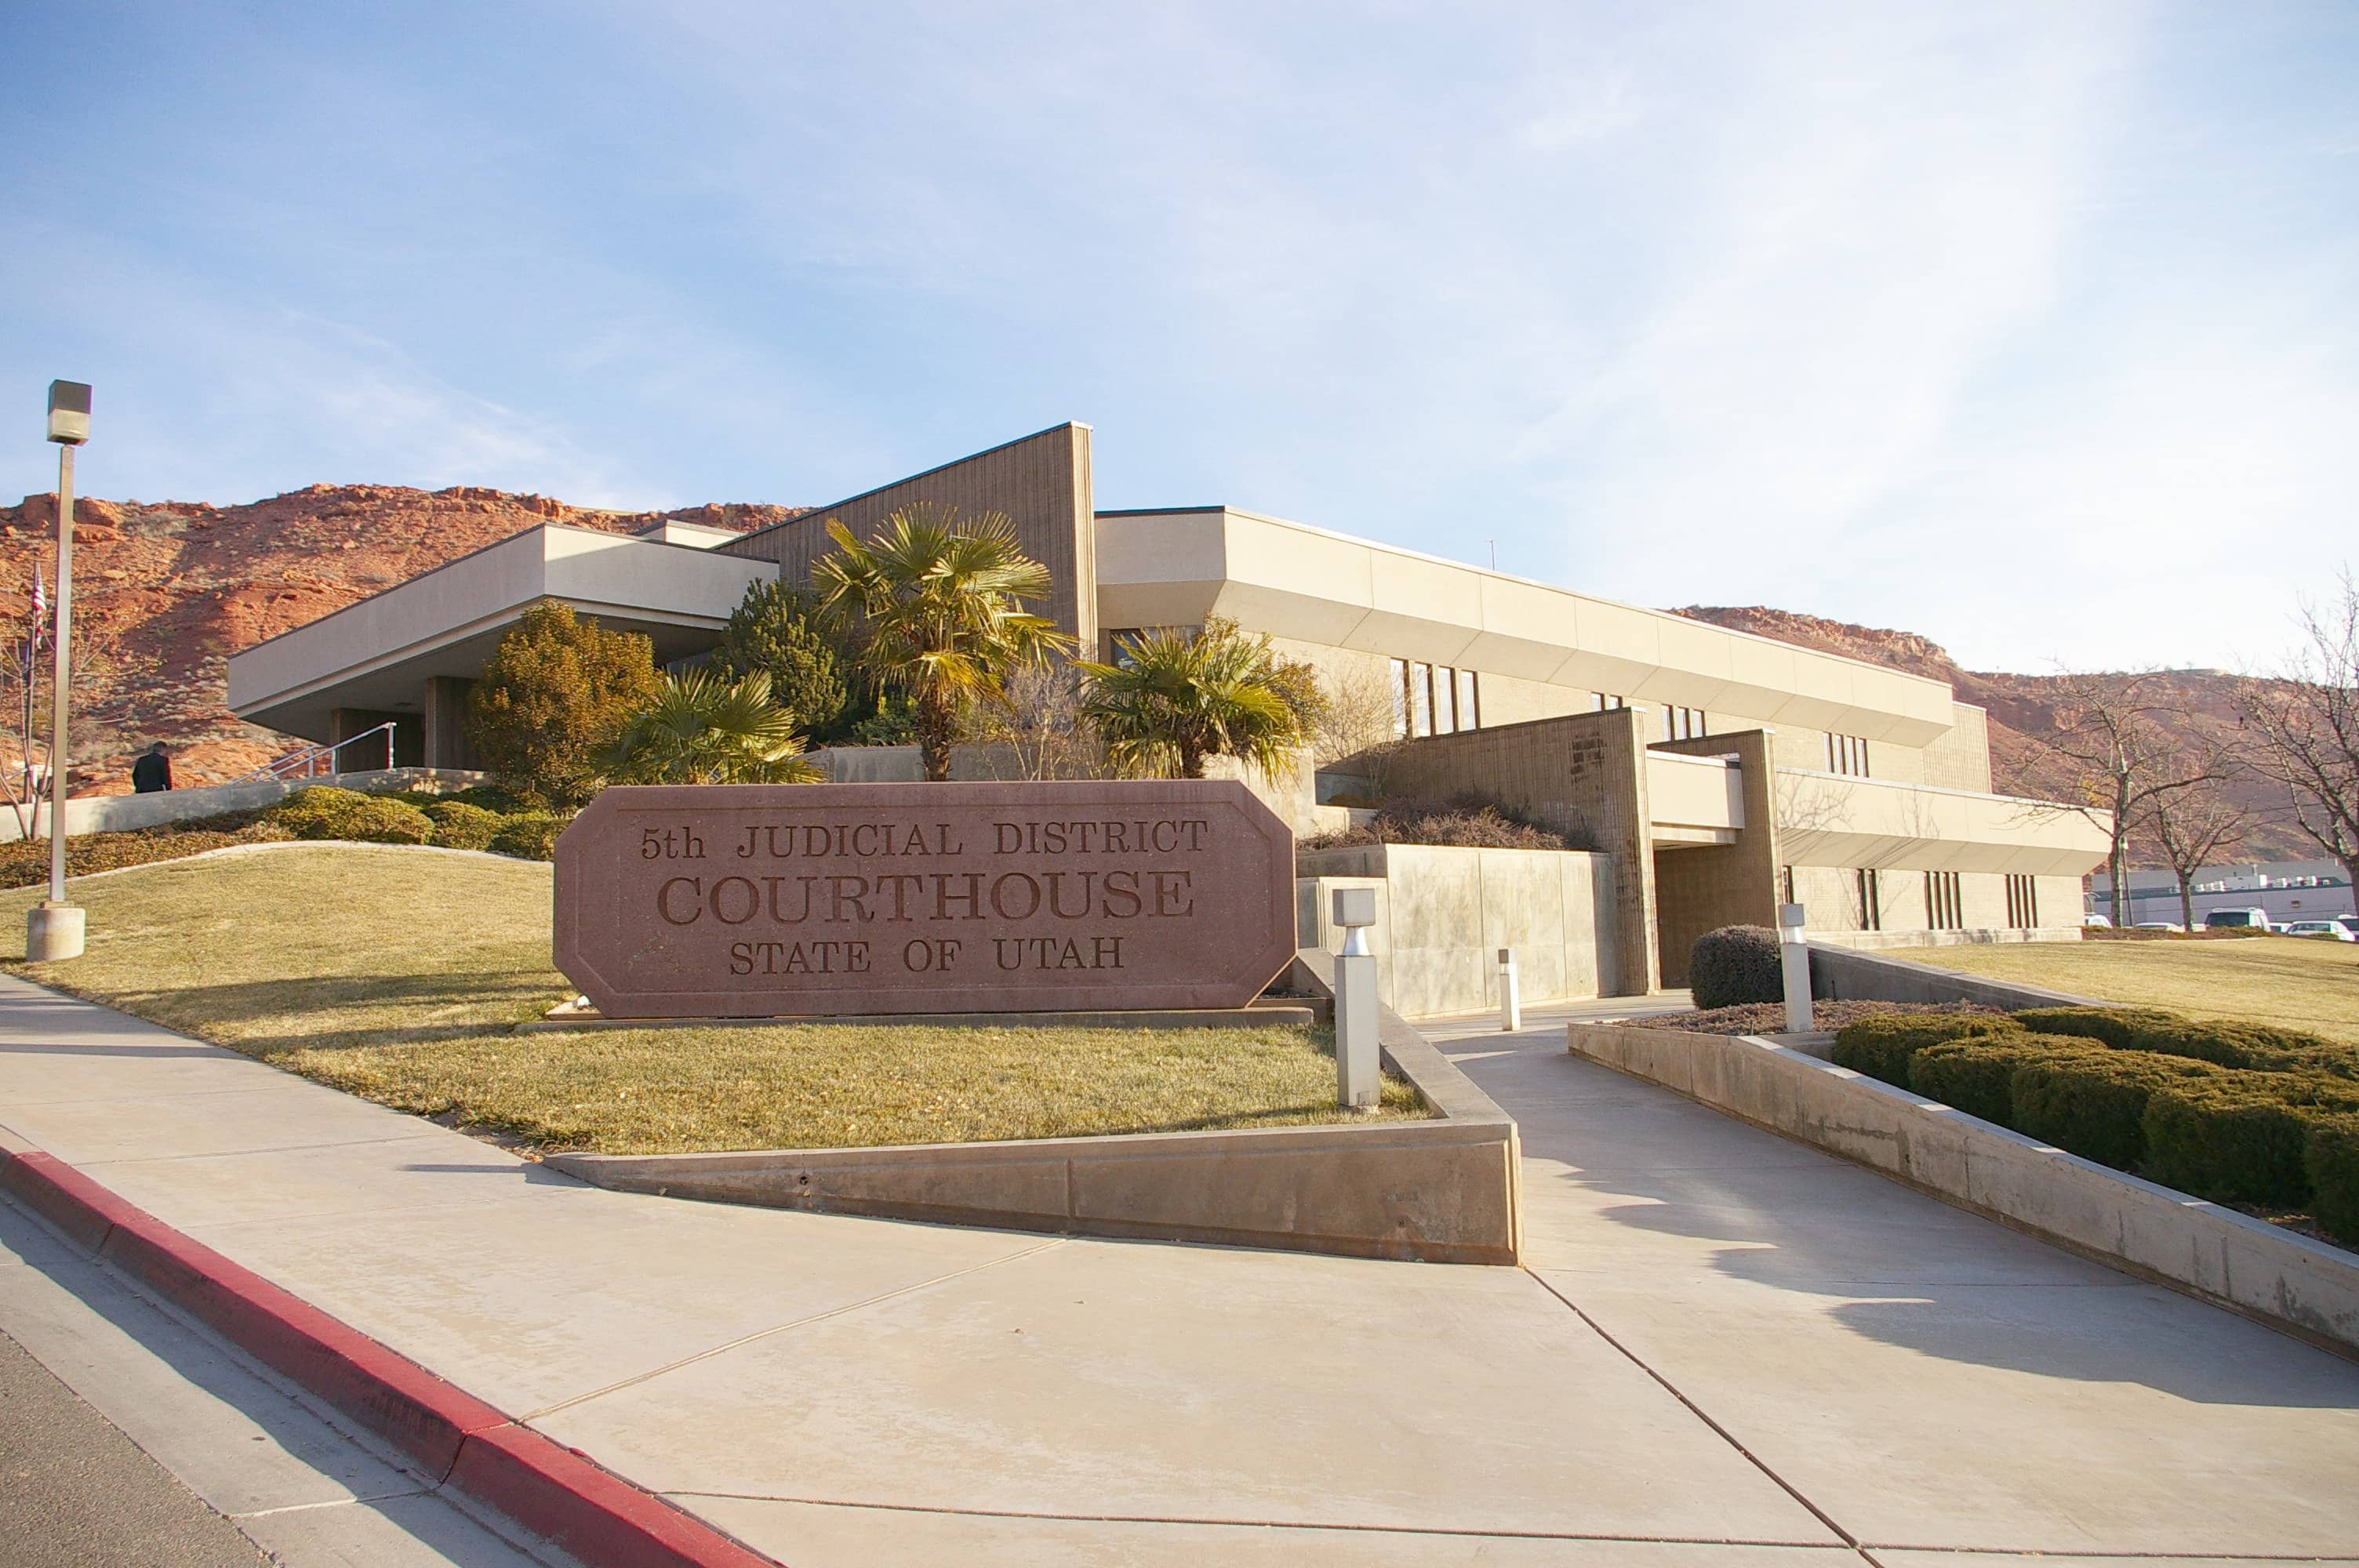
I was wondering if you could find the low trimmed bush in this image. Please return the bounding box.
[267,787,432,846]
[2009,1007,2179,1049]
[487,814,564,861]
[443,783,533,815]
[2015,1005,2357,1079]
[1832,1011,2022,1087]
[2141,1077,2321,1207]
[1688,925,1783,1011]
[2011,1051,2224,1173]
[2306,1116,2359,1246]
[423,800,504,852]
[1907,1033,2103,1129]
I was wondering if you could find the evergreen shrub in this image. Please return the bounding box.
[1687,925,1783,1011]
[1830,1011,2021,1087]
[2305,1116,2359,1246]
[2009,1050,2223,1172]
[267,788,432,845]
[423,800,504,851]
[2140,1077,2321,1207]
[487,814,565,861]
[1906,1034,2100,1129]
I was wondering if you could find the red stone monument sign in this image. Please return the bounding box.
[553,780,1299,1019]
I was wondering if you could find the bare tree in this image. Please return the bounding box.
[1312,661,1403,768]
[2235,571,2359,887]
[985,662,1099,781]
[2135,771,2252,931]
[2016,670,2234,927]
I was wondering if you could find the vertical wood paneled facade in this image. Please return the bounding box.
[720,423,1097,653]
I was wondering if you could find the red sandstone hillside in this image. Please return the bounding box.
[1672,605,2311,862]
[0,485,800,795]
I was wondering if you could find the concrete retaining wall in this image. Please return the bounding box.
[1296,844,1617,1018]
[1807,941,2103,1011]
[1565,1020,2359,1360]
[0,768,487,844]
[549,948,1522,1265]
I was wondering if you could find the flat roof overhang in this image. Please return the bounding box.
[227,524,774,742]
[1092,508,1961,746]
[1774,768,2113,877]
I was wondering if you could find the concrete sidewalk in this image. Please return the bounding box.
[1,974,2355,1565]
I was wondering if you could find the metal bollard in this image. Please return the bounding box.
[1496,946,1521,1032]
[1777,902,1814,1034]
[1332,887,1381,1110]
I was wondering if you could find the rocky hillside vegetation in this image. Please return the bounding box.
[1673,605,2310,860]
[0,485,797,793]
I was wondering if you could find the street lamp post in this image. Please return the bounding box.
[27,380,90,963]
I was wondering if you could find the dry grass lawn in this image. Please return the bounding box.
[0,844,1419,1153]
[1886,935,2359,1046]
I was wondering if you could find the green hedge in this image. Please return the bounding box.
[422,800,504,852]
[1907,1034,2103,1128]
[267,788,433,846]
[2012,1004,2355,1078]
[2142,1077,2321,1207]
[1833,1001,2359,1245]
[486,814,565,861]
[2308,1117,2359,1245]
[1831,1012,2021,1087]
[2012,1051,2225,1173]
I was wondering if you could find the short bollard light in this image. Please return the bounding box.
[1332,887,1381,1111]
[1496,946,1521,1032]
[1778,901,1813,1034]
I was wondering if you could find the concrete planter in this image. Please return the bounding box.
[547,950,1523,1265]
[1565,1020,2359,1360]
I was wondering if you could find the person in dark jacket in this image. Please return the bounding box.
[131,742,173,793]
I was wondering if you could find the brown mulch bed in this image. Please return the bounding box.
[0,815,288,889]
[1624,1000,2008,1036]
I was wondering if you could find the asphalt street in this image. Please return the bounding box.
[0,1325,268,1568]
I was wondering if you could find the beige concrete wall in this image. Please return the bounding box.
[1925,704,1994,792]
[1094,508,1960,746]
[727,423,1098,654]
[1649,731,1781,987]
[1296,845,1616,1018]
[1364,709,1656,995]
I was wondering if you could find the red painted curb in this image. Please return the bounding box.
[0,1145,782,1568]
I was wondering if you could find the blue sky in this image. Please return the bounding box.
[3,2,2353,673]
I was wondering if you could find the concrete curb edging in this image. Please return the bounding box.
[548,949,1524,1266]
[1563,1021,2359,1362]
[1807,942,2104,1011]
[0,1136,780,1568]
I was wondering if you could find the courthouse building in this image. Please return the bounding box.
[227,422,2108,996]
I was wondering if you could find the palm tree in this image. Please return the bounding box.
[605,668,824,786]
[810,503,1074,780]
[1077,618,1321,780]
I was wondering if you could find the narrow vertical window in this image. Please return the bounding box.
[1457,668,1479,731]
[1410,662,1433,738]
[1433,666,1456,735]
[1388,658,1409,739]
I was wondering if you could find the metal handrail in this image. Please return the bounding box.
[235,721,398,784]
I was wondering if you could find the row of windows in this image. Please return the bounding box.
[1777,868,2034,931]
[1825,732,1870,776]
[1662,705,1707,742]
[1390,659,1481,739]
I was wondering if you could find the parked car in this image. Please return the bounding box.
[2282,920,2357,942]
[2083,913,2112,929]
[2339,916,2359,936]
[2204,908,2273,931]
[2132,921,2183,932]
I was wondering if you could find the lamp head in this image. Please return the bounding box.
[47,381,91,446]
